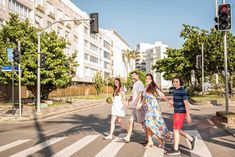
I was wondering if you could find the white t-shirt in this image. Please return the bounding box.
[131,80,145,108]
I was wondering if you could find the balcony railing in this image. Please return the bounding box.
[36,4,44,13]
[48,11,55,20]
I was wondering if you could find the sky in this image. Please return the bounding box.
[72,0,235,49]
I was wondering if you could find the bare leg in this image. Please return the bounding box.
[144,128,154,148]
[104,115,117,139]
[179,130,193,141]
[117,117,129,131]
[123,116,134,142]
[173,129,180,150]
[140,122,148,141]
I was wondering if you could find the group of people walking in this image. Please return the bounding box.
[104,71,197,155]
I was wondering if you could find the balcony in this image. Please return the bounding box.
[66,23,71,29]
[48,12,55,20]
[36,4,44,13]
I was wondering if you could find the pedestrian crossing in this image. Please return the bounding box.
[0,130,213,157]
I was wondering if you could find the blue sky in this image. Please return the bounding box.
[72,0,235,49]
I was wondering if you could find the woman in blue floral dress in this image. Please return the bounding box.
[136,74,173,148]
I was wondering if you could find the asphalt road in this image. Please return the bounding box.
[0,102,234,157]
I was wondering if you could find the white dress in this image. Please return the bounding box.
[111,95,126,117]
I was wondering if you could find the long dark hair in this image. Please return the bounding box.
[113,78,122,96]
[146,74,159,95]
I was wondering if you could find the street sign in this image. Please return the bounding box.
[7,48,13,61]
[0,65,22,72]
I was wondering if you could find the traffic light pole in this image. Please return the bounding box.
[223,32,229,113]
[11,60,14,114]
[221,0,229,114]
[201,43,204,94]
[18,40,22,118]
[36,18,90,113]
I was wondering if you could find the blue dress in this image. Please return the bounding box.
[143,92,173,142]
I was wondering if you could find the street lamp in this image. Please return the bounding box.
[36,13,99,112]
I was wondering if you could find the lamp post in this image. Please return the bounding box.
[36,16,98,112]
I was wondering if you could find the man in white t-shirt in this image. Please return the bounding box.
[123,71,146,143]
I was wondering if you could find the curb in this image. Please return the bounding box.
[211,116,235,137]
[0,102,106,123]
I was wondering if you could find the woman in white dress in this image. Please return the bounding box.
[104,78,127,140]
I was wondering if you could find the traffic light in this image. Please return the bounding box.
[89,13,99,34]
[41,53,46,68]
[196,55,202,69]
[13,48,20,63]
[218,4,232,31]
[214,17,219,30]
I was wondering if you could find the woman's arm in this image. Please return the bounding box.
[156,89,171,104]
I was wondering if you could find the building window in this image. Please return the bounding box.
[84,26,88,34]
[84,40,89,47]
[85,67,90,76]
[104,51,110,60]
[90,56,98,64]
[90,34,98,40]
[74,35,78,43]
[90,43,98,52]
[104,61,111,69]
[57,27,63,36]
[65,31,70,42]
[35,15,43,27]
[57,9,63,20]
[104,40,110,49]
[0,0,5,6]
[90,68,97,76]
[85,53,89,60]
[36,0,43,5]
[47,2,55,19]
[9,0,32,20]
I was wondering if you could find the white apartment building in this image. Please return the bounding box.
[103,29,132,78]
[145,41,171,89]
[0,0,130,83]
[136,43,156,72]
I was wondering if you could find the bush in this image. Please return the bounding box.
[186,85,202,96]
[106,97,113,104]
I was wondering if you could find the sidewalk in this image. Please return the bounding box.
[0,99,106,122]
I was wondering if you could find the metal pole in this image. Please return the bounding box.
[11,61,14,114]
[37,33,41,112]
[18,40,21,118]
[36,18,91,112]
[215,0,219,84]
[222,0,229,113]
[202,43,204,94]
[224,32,229,113]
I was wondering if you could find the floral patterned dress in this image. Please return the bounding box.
[143,92,174,142]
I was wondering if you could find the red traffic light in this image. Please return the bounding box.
[218,4,232,31]
[220,5,229,13]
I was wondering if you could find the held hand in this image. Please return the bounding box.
[186,115,192,123]
[168,100,174,106]
[136,104,142,110]
[125,101,129,107]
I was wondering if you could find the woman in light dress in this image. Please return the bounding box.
[104,78,128,140]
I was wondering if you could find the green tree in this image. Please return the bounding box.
[0,14,78,100]
[92,72,105,96]
[153,24,235,86]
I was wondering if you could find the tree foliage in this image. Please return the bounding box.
[0,14,77,100]
[92,72,105,96]
[153,24,235,85]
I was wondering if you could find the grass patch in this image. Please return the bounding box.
[191,95,235,102]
